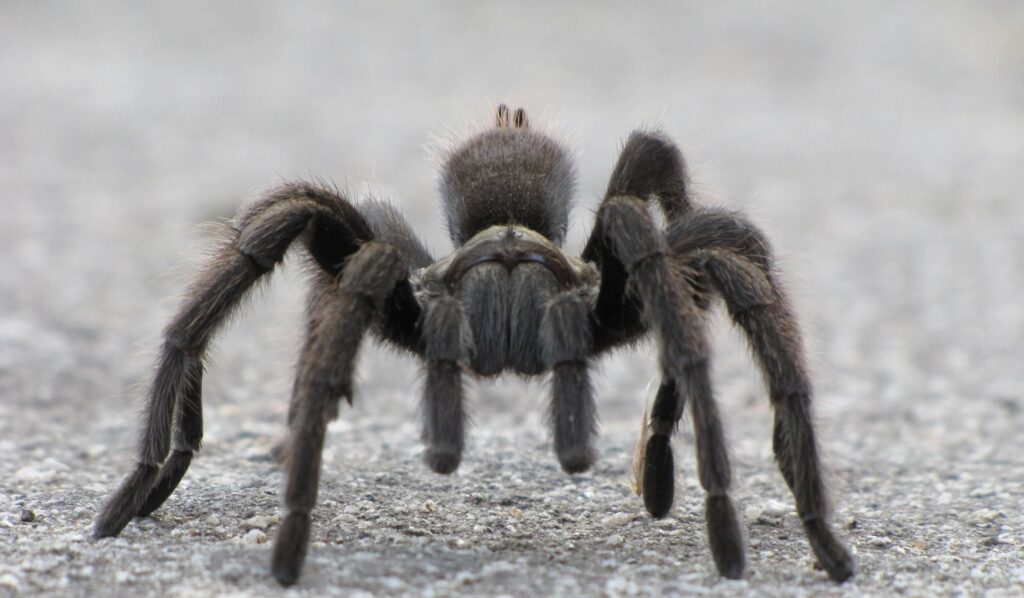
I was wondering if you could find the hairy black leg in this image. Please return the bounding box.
[595,197,707,383]
[642,379,683,517]
[702,249,854,582]
[593,197,705,483]
[584,231,643,353]
[422,361,465,474]
[666,208,774,274]
[271,357,331,587]
[137,359,204,517]
[94,249,266,538]
[270,199,427,462]
[542,290,596,473]
[592,196,746,577]
[548,364,595,474]
[686,364,745,579]
[272,242,408,586]
[604,130,692,219]
[94,183,384,539]
[584,130,692,353]
[358,198,431,351]
[420,295,467,474]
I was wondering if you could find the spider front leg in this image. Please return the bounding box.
[94,183,379,539]
[583,131,746,577]
[272,241,410,586]
[698,247,855,582]
[589,197,746,578]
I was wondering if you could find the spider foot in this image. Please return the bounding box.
[272,513,311,587]
[556,444,595,475]
[269,435,289,464]
[706,495,745,579]
[642,434,674,517]
[804,517,855,582]
[93,464,159,538]
[137,450,192,517]
[424,447,462,474]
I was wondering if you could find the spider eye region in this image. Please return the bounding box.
[441,226,578,291]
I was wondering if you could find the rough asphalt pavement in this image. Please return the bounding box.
[2,2,1023,596]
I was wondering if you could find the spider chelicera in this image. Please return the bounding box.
[94,105,854,586]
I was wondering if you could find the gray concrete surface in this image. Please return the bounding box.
[2,1,1023,596]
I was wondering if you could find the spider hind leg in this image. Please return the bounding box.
[94,238,269,538]
[695,224,856,582]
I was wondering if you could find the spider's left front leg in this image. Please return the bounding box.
[586,196,745,579]
[585,132,745,578]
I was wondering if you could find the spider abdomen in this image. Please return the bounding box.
[440,126,576,247]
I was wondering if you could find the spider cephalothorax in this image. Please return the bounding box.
[94,104,855,586]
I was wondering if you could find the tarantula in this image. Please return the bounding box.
[94,105,854,586]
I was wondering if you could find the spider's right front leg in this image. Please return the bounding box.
[93,183,373,539]
[271,241,409,586]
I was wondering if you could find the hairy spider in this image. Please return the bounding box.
[93,105,854,585]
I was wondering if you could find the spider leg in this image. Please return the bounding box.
[268,197,429,459]
[696,247,855,582]
[542,290,597,473]
[591,197,745,576]
[586,131,746,578]
[94,233,274,538]
[419,295,468,474]
[585,128,696,497]
[584,129,692,353]
[94,183,419,539]
[685,358,746,579]
[136,359,203,517]
[271,241,407,586]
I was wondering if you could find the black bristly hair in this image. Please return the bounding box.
[440,104,575,247]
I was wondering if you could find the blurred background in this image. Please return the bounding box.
[1,1,1022,595]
